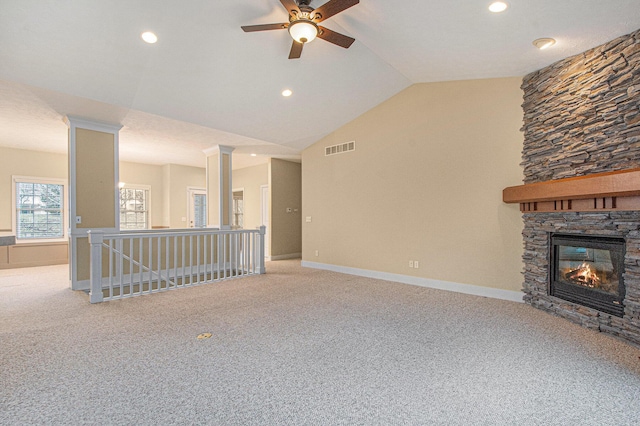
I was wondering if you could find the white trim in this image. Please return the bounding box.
[63,116,123,134]
[64,115,121,234]
[260,184,269,258]
[301,261,524,303]
[269,253,301,261]
[11,175,69,244]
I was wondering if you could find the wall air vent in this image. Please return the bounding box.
[325,141,355,156]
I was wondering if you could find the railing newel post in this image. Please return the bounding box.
[88,230,105,303]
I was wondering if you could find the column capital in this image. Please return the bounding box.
[63,115,123,133]
[203,144,235,156]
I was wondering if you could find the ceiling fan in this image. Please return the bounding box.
[241,0,359,59]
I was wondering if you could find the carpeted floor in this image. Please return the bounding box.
[2,260,640,425]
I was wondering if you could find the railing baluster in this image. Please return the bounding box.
[119,239,124,297]
[181,235,186,287]
[148,237,152,293]
[137,237,142,295]
[174,235,178,287]
[216,233,221,281]
[108,238,114,299]
[165,236,170,289]
[128,238,133,296]
[223,233,227,279]
[203,234,208,283]
[156,237,162,291]
[196,234,201,284]
[210,233,214,280]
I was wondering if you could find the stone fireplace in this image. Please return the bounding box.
[505,28,640,346]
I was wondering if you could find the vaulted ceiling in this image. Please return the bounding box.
[1,0,639,168]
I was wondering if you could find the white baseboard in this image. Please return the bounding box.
[301,261,524,303]
[268,253,302,261]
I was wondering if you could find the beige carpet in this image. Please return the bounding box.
[2,260,640,425]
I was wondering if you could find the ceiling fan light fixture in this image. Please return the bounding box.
[288,20,318,44]
[533,37,556,50]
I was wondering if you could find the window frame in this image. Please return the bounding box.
[11,175,69,244]
[232,189,244,229]
[118,183,152,230]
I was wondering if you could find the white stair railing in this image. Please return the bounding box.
[88,226,266,303]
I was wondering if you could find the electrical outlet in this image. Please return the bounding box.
[409,260,414,268]
[414,261,419,269]
[306,216,312,223]
[315,250,319,257]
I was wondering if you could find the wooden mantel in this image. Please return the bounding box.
[503,168,640,213]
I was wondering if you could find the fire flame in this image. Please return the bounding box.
[565,262,601,288]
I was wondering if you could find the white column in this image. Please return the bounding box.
[65,116,122,290]
[204,145,235,229]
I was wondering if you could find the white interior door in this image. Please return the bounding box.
[260,185,270,258]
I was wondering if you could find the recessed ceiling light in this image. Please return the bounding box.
[141,31,158,44]
[488,1,508,13]
[533,38,556,50]
[282,89,292,97]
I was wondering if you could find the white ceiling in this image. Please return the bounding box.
[1,0,639,169]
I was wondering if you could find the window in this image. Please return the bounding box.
[193,193,207,228]
[233,190,244,229]
[13,176,67,241]
[119,185,150,230]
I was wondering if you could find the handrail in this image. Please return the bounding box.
[88,226,266,303]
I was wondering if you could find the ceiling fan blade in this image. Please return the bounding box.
[312,0,359,22]
[289,41,303,59]
[317,26,355,49]
[280,0,301,16]
[241,23,289,32]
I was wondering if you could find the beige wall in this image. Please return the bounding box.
[0,146,205,232]
[163,164,206,229]
[75,128,116,229]
[120,161,164,227]
[0,242,68,269]
[0,147,68,231]
[302,78,524,291]
[232,163,268,231]
[270,159,302,257]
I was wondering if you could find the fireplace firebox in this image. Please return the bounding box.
[550,234,626,317]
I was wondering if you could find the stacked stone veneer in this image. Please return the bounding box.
[520,29,640,346]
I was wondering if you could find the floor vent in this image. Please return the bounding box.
[325,141,355,156]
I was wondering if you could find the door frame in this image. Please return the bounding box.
[187,187,207,228]
[260,184,270,259]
